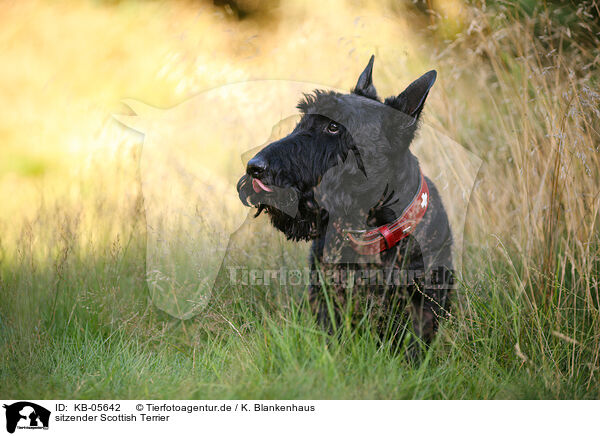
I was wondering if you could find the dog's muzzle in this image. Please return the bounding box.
[237,174,301,218]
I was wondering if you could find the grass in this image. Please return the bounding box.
[1,0,599,399]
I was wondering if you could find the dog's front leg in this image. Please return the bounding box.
[407,273,452,360]
[409,296,439,344]
[308,282,335,333]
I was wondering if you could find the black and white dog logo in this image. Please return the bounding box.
[3,402,50,434]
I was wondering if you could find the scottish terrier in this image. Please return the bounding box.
[237,56,453,354]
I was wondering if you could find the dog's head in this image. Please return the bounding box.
[237,55,436,241]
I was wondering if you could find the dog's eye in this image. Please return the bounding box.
[325,121,341,135]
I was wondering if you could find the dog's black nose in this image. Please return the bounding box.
[247,156,268,178]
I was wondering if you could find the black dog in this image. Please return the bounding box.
[237,56,453,353]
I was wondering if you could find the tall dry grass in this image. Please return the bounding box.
[426,1,600,391]
[436,1,600,302]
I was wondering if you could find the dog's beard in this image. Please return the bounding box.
[237,174,327,241]
[264,197,327,241]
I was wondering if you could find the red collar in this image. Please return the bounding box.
[340,171,429,255]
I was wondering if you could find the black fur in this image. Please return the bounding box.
[237,56,454,356]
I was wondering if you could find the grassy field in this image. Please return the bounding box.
[1,0,599,399]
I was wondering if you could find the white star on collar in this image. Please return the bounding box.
[420,192,428,208]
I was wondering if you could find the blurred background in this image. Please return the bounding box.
[1,0,600,398]
[2,0,598,289]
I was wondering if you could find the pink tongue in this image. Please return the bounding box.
[252,178,273,193]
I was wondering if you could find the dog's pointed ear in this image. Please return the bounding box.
[385,70,436,119]
[352,55,378,100]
